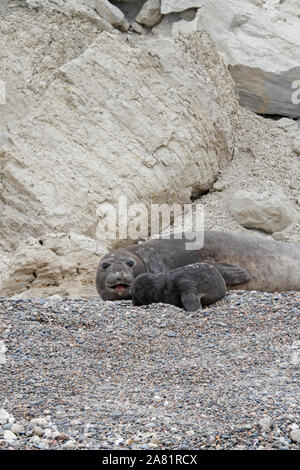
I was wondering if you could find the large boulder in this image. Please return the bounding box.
[229,190,299,234]
[156,0,300,118]
[0,31,237,254]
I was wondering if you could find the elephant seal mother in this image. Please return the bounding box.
[96,231,300,300]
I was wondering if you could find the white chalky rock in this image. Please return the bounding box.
[4,430,17,443]
[229,190,298,234]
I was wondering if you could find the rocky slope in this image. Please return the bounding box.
[0,0,299,299]
[155,0,300,118]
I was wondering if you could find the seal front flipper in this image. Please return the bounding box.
[215,263,251,286]
[180,291,203,312]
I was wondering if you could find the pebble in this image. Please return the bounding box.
[0,409,10,425]
[43,429,53,438]
[0,293,299,450]
[2,424,11,431]
[63,440,76,449]
[3,430,17,443]
[30,417,48,427]
[10,424,24,434]
[290,430,300,443]
[258,417,272,433]
[33,426,45,437]
[30,435,41,444]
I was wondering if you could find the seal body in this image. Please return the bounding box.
[96,231,300,300]
[131,262,227,311]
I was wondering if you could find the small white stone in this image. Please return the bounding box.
[30,417,49,427]
[114,437,124,445]
[148,442,159,448]
[4,430,17,442]
[0,341,7,355]
[0,409,10,425]
[63,440,76,449]
[47,294,63,303]
[11,424,24,434]
[37,440,48,449]
[290,429,300,443]
[131,22,147,35]
[258,417,272,433]
[43,429,53,438]
[212,180,228,192]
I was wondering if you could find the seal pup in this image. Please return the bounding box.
[96,231,300,300]
[131,262,227,311]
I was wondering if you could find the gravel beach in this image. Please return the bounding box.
[0,291,299,450]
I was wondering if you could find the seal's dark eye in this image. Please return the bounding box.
[101,262,110,269]
[126,260,134,267]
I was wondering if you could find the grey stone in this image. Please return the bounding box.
[136,0,162,28]
[0,409,10,425]
[290,429,300,443]
[95,0,128,30]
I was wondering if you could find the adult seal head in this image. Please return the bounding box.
[96,248,145,300]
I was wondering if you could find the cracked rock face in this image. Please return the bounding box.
[0,29,237,252]
[0,234,102,298]
[158,0,300,118]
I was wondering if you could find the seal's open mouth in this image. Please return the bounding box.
[112,284,129,291]
[107,282,131,293]
[104,280,133,299]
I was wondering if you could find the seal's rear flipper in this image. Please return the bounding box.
[180,292,202,312]
[215,263,251,286]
